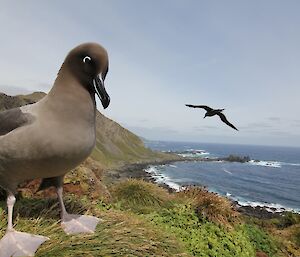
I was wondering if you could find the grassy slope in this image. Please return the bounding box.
[2,180,298,256]
[0,197,188,257]
[1,179,299,256]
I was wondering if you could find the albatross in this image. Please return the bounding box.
[186,104,238,131]
[0,42,110,256]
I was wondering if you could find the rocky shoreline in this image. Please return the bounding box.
[105,158,183,185]
[108,157,294,219]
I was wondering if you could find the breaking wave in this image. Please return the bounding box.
[144,166,181,191]
[176,149,210,158]
[145,165,300,213]
[233,198,300,214]
[248,160,300,168]
[248,160,282,168]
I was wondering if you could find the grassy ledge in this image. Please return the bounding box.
[1,179,299,256]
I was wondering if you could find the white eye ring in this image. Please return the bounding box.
[83,56,91,63]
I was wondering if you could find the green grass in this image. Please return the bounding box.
[110,180,257,257]
[1,179,297,256]
[243,224,278,256]
[144,204,255,257]
[277,212,300,229]
[110,179,174,213]
[0,197,189,257]
[176,186,240,228]
[294,229,300,247]
[243,213,300,256]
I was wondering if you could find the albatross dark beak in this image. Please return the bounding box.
[93,75,110,109]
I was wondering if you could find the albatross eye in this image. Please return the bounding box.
[83,56,92,63]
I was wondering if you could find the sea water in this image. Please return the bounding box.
[144,141,300,213]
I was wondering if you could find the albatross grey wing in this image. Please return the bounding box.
[185,104,213,111]
[217,113,238,131]
[0,107,34,136]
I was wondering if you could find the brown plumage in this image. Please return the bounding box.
[0,43,110,255]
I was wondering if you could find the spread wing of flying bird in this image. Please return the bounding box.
[185,104,213,111]
[217,112,238,131]
[185,104,238,131]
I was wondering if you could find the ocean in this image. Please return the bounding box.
[144,141,300,213]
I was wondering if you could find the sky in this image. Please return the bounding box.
[1,0,300,147]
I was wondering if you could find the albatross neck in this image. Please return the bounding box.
[43,66,97,124]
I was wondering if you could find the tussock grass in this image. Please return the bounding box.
[267,224,300,257]
[110,182,257,256]
[242,214,300,257]
[176,186,239,228]
[144,204,255,257]
[110,179,174,213]
[1,180,295,256]
[0,196,189,257]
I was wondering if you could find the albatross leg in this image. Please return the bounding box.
[0,192,49,257]
[57,186,100,235]
[7,192,15,231]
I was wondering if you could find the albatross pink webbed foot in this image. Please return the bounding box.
[0,192,48,257]
[57,186,100,235]
[61,213,100,235]
[0,230,49,257]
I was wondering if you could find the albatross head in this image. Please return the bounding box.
[64,42,110,109]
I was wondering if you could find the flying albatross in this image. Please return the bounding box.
[186,104,238,131]
[0,42,110,256]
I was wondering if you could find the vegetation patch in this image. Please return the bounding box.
[144,204,255,257]
[0,198,189,257]
[176,186,239,228]
[243,224,278,256]
[1,174,298,256]
[110,179,173,213]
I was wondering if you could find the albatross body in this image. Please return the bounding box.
[0,42,110,256]
[0,92,96,191]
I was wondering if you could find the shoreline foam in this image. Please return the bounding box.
[144,164,300,214]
